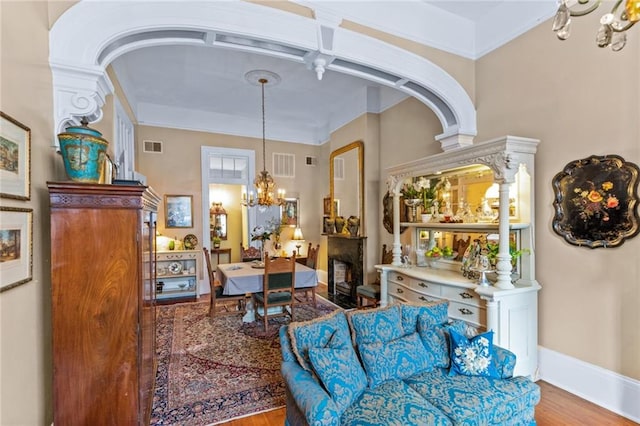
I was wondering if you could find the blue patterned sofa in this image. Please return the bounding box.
[279,302,540,425]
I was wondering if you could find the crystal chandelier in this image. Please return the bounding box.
[552,0,640,51]
[241,71,285,208]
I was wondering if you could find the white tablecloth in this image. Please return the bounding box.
[216,262,318,295]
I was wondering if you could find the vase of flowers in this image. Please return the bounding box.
[251,225,272,262]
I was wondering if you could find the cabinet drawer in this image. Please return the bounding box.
[410,278,441,297]
[441,286,481,307]
[448,301,486,328]
[388,271,408,284]
[390,281,442,305]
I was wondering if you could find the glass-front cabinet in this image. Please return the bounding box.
[378,135,540,378]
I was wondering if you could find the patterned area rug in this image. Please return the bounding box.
[151,298,339,425]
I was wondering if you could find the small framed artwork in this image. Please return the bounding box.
[281,198,299,227]
[0,112,31,200]
[0,207,33,292]
[552,154,639,248]
[322,197,340,216]
[165,195,193,228]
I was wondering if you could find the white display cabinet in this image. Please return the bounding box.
[156,250,200,302]
[377,135,540,378]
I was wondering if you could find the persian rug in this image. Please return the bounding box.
[150,297,339,425]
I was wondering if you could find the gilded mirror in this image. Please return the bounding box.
[330,140,364,235]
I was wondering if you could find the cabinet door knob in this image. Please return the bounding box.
[396,276,404,281]
[459,292,473,299]
[459,308,473,315]
[419,296,436,303]
[396,288,404,294]
[418,282,428,288]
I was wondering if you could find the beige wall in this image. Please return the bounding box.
[136,125,324,259]
[476,14,639,379]
[1,2,61,424]
[2,2,640,425]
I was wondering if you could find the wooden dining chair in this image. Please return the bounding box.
[203,247,246,318]
[253,253,296,331]
[240,244,262,262]
[356,244,393,309]
[294,242,319,307]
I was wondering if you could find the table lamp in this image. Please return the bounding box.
[292,227,304,256]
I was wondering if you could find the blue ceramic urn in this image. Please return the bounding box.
[57,119,109,183]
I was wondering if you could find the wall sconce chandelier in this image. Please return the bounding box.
[553,0,640,51]
[242,70,285,208]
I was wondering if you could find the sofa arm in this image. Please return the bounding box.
[279,325,297,363]
[281,361,341,426]
[494,345,517,378]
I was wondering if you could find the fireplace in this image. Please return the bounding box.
[327,236,366,302]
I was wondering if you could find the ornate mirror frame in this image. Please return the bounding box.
[329,140,365,235]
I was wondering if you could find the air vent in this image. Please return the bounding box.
[305,156,317,166]
[143,140,163,153]
[273,153,295,177]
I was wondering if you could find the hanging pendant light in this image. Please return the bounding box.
[241,70,285,208]
[552,0,639,51]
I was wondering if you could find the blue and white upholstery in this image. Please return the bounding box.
[280,302,540,426]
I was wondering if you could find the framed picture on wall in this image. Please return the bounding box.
[281,198,299,227]
[322,197,340,216]
[0,112,31,200]
[0,207,33,292]
[165,194,193,228]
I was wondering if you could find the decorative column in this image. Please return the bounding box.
[379,269,389,307]
[494,180,515,289]
[388,175,403,266]
[484,297,500,342]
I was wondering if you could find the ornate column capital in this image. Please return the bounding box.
[51,63,114,143]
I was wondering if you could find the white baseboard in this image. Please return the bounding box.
[538,346,640,423]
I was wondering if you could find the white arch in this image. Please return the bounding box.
[50,0,477,148]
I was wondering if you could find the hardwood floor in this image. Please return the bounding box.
[218,381,637,425]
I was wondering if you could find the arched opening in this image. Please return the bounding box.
[49,1,477,150]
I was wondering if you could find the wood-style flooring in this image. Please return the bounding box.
[219,381,638,425]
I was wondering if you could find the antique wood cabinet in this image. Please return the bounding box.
[49,182,160,425]
[378,136,541,378]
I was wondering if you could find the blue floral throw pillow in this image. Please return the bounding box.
[359,332,432,388]
[448,329,499,378]
[308,346,367,414]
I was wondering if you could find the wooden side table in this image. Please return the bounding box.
[210,248,232,269]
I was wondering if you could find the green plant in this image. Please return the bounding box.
[486,241,530,268]
[212,236,221,247]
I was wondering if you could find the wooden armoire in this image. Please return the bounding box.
[49,182,160,425]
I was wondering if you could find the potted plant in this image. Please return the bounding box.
[212,236,221,249]
[486,240,530,270]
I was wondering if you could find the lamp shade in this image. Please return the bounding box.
[292,227,304,241]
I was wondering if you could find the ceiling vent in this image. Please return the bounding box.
[143,140,163,154]
[305,156,317,166]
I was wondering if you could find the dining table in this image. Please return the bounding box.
[215,261,319,322]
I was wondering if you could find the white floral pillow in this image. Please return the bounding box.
[448,329,499,378]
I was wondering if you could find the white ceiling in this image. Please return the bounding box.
[111,1,557,145]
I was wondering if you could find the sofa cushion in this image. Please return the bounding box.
[449,329,499,378]
[417,319,467,369]
[308,345,367,415]
[348,304,403,348]
[359,332,432,388]
[400,300,449,334]
[341,379,452,426]
[288,310,352,372]
[405,368,541,425]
